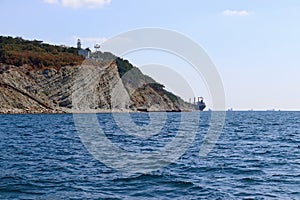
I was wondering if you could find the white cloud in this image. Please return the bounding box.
[222,10,250,16]
[43,0,111,8]
[43,0,59,4]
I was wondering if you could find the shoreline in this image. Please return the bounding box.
[0,108,196,114]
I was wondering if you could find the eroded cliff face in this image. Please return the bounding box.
[0,60,194,114]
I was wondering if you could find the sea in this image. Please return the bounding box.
[0,111,299,199]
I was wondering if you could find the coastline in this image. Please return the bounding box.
[0,108,195,114]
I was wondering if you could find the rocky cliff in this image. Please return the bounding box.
[0,36,194,113]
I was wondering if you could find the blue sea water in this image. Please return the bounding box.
[0,111,299,199]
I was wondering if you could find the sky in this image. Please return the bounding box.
[1,0,299,110]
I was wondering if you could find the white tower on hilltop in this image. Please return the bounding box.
[77,39,81,49]
[77,38,90,58]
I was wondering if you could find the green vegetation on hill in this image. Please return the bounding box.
[90,51,117,61]
[115,57,135,78]
[0,36,83,69]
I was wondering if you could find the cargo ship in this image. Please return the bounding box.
[197,97,206,111]
[190,97,206,111]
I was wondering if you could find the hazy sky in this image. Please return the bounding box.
[1,0,299,110]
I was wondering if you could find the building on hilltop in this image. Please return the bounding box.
[77,39,82,49]
[77,39,90,58]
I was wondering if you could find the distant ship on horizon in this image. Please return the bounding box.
[197,97,206,111]
[190,97,206,111]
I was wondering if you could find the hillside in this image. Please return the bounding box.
[0,36,83,69]
[0,36,194,113]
